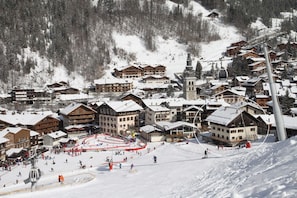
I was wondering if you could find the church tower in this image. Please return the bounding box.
[183,54,197,100]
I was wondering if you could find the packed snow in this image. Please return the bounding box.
[1,133,297,198]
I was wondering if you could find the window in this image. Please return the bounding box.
[251,128,255,131]
[238,129,244,133]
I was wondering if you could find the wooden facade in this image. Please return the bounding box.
[95,81,133,93]
[28,116,60,136]
[114,66,143,78]
[1,128,31,149]
[60,103,97,128]
[114,65,166,78]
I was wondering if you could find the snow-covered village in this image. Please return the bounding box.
[1,0,297,197]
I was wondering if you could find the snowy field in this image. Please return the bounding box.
[1,134,297,198]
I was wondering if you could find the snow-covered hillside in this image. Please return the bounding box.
[14,0,243,91]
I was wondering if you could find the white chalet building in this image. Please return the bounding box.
[206,105,259,146]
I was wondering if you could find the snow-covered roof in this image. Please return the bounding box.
[57,93,94,101]
[105,100,143,113]
[142,98,169,107]
[0,127,25,137]
[232,101,262,111]
[206,106,243,126]
[140,125,162,134]
[0,112,57,126]
[183,105,203,112]
[94,77,132,85]
[46,131,67,139]
[6,147,24,157]
[60,102,96,115]
[30,130,39,137]
[147,105,170,112]
[156,121,197,130]
[235,76,249,82]
[0,137,8,144]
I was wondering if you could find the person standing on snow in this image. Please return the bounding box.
[204,148,208,158]
[153,156,157,163]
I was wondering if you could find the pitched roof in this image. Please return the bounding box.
[0,112,57,126]
[156,121,197,130]
[46,131,67,139]
[0,127,25,136]
[0,137,8,144]
[140,125,162,134]
[147,105,170,112]
[206,106,244,126]
[60,102,96,115]
[105,100,143,113]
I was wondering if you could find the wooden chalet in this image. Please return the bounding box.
[233,76,249,87]
[210,84,228,95]
[239,50,261,59]
[231,40,248,47]
[120,93,146,108]
[140,65,166,76]
[94,78,133,93]
[255,94,270,110]
[242,77,263,97]
[59,102,97,128]
[213,89,245,104]
[113,64,166,78]
[0,127,31,149]
[247,58,266,71]
[226,46,241,57]
[142,75,170,84]
[114,65,143,78]
[0,112,60,136]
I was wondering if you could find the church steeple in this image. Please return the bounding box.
[186,53,192,70]
[183,53,197,100]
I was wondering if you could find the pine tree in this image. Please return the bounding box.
[195,60,202,79]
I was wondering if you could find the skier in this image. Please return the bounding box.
[130,163,134,170]
[204,148,208,158]
[153,156,157,163]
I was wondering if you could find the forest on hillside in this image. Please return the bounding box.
[0,0,220,85]
[200,0,297,35]
[1,0,297,87]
